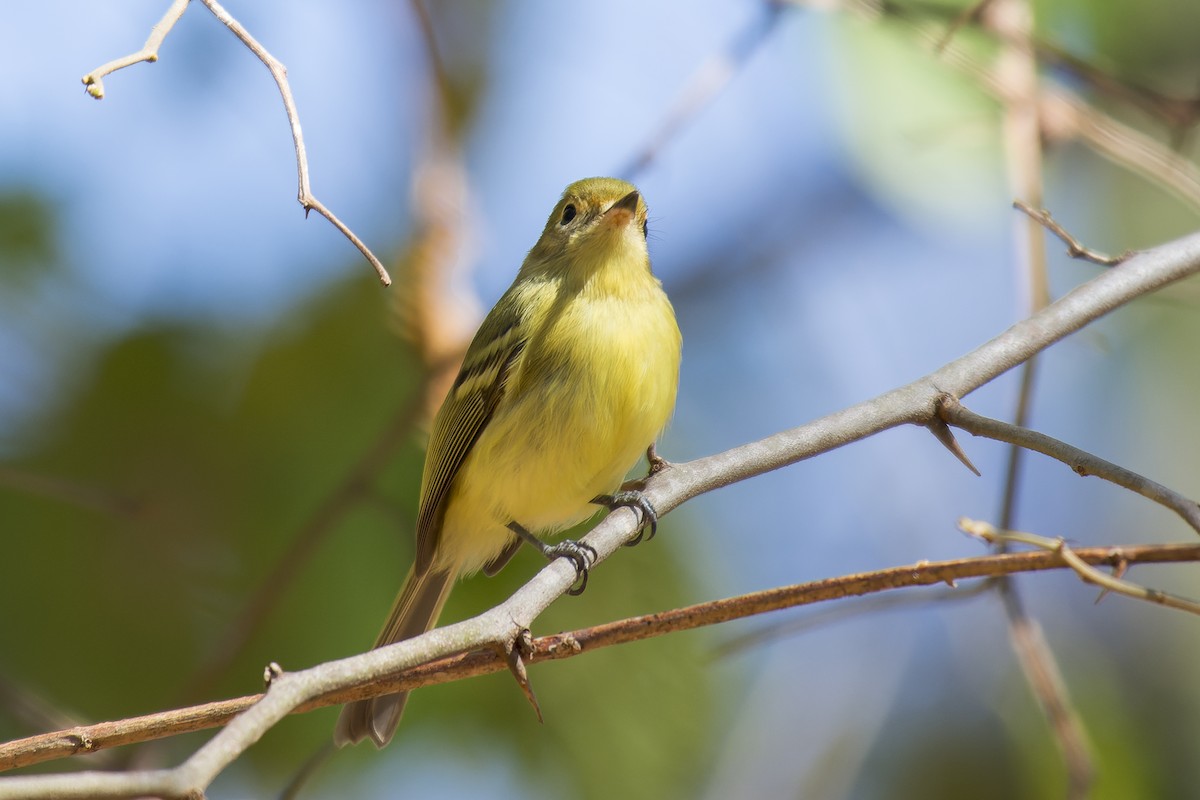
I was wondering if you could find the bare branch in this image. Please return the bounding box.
[3,541,1197,778]
[940,396,1200,534]
[81,0,393,285]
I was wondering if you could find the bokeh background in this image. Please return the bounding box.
[3,1,1200,798]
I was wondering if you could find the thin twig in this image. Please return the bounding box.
[2,541,1196,776]
[940,395,1200,534]
[81,0,392,285]
[961,520,1200,615]
[80,0,189,99]
[1013,201,1130,266]
[196,0,390,285]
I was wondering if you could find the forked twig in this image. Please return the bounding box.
[81,0,392,285]
[961,520,1200,615]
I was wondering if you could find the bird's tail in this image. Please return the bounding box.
[333,565,455,748]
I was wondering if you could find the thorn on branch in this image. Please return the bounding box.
[502,630,543,723]
[930,397,982,476]
[1094,555,1129,605]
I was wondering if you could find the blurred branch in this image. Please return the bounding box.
[81,0,393,286]
[1038,87,1200,213]
[393,1,481,414]
[0,675,123,768]
[3,541,1197,777]
[988,0,1095,795]
[940,395,1200,533]
[961,520,1200,615]
[837,0,1200,211]
[621,2,785,179]
[899,0,1200,144]
[3,213,1200,797]
[0,466,139,520]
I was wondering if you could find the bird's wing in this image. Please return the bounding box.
[414,298,528,573]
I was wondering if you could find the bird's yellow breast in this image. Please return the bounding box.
[436,265,680,576]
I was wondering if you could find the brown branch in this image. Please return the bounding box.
[1013,201,1131,266]
[81,0,392,285]
[3,542,1197,775]
[712,579,995,658]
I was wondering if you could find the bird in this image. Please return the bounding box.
[334,176,682,748]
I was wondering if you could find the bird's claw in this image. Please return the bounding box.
[594,490,659,546]
[543,539,597,595]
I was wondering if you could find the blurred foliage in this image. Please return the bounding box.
[0,190,61,286]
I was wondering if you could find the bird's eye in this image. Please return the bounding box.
[560,204,577,225]
[642,220,649,239]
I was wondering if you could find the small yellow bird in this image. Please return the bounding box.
[335,177,682,748]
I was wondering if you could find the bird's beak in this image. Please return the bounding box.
[608,190,641,218]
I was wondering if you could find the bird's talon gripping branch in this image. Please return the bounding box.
[509,521,596,595]
[542,539,598,595]
[594,490,659,546]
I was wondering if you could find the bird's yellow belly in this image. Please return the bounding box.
[437,292,678,576]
